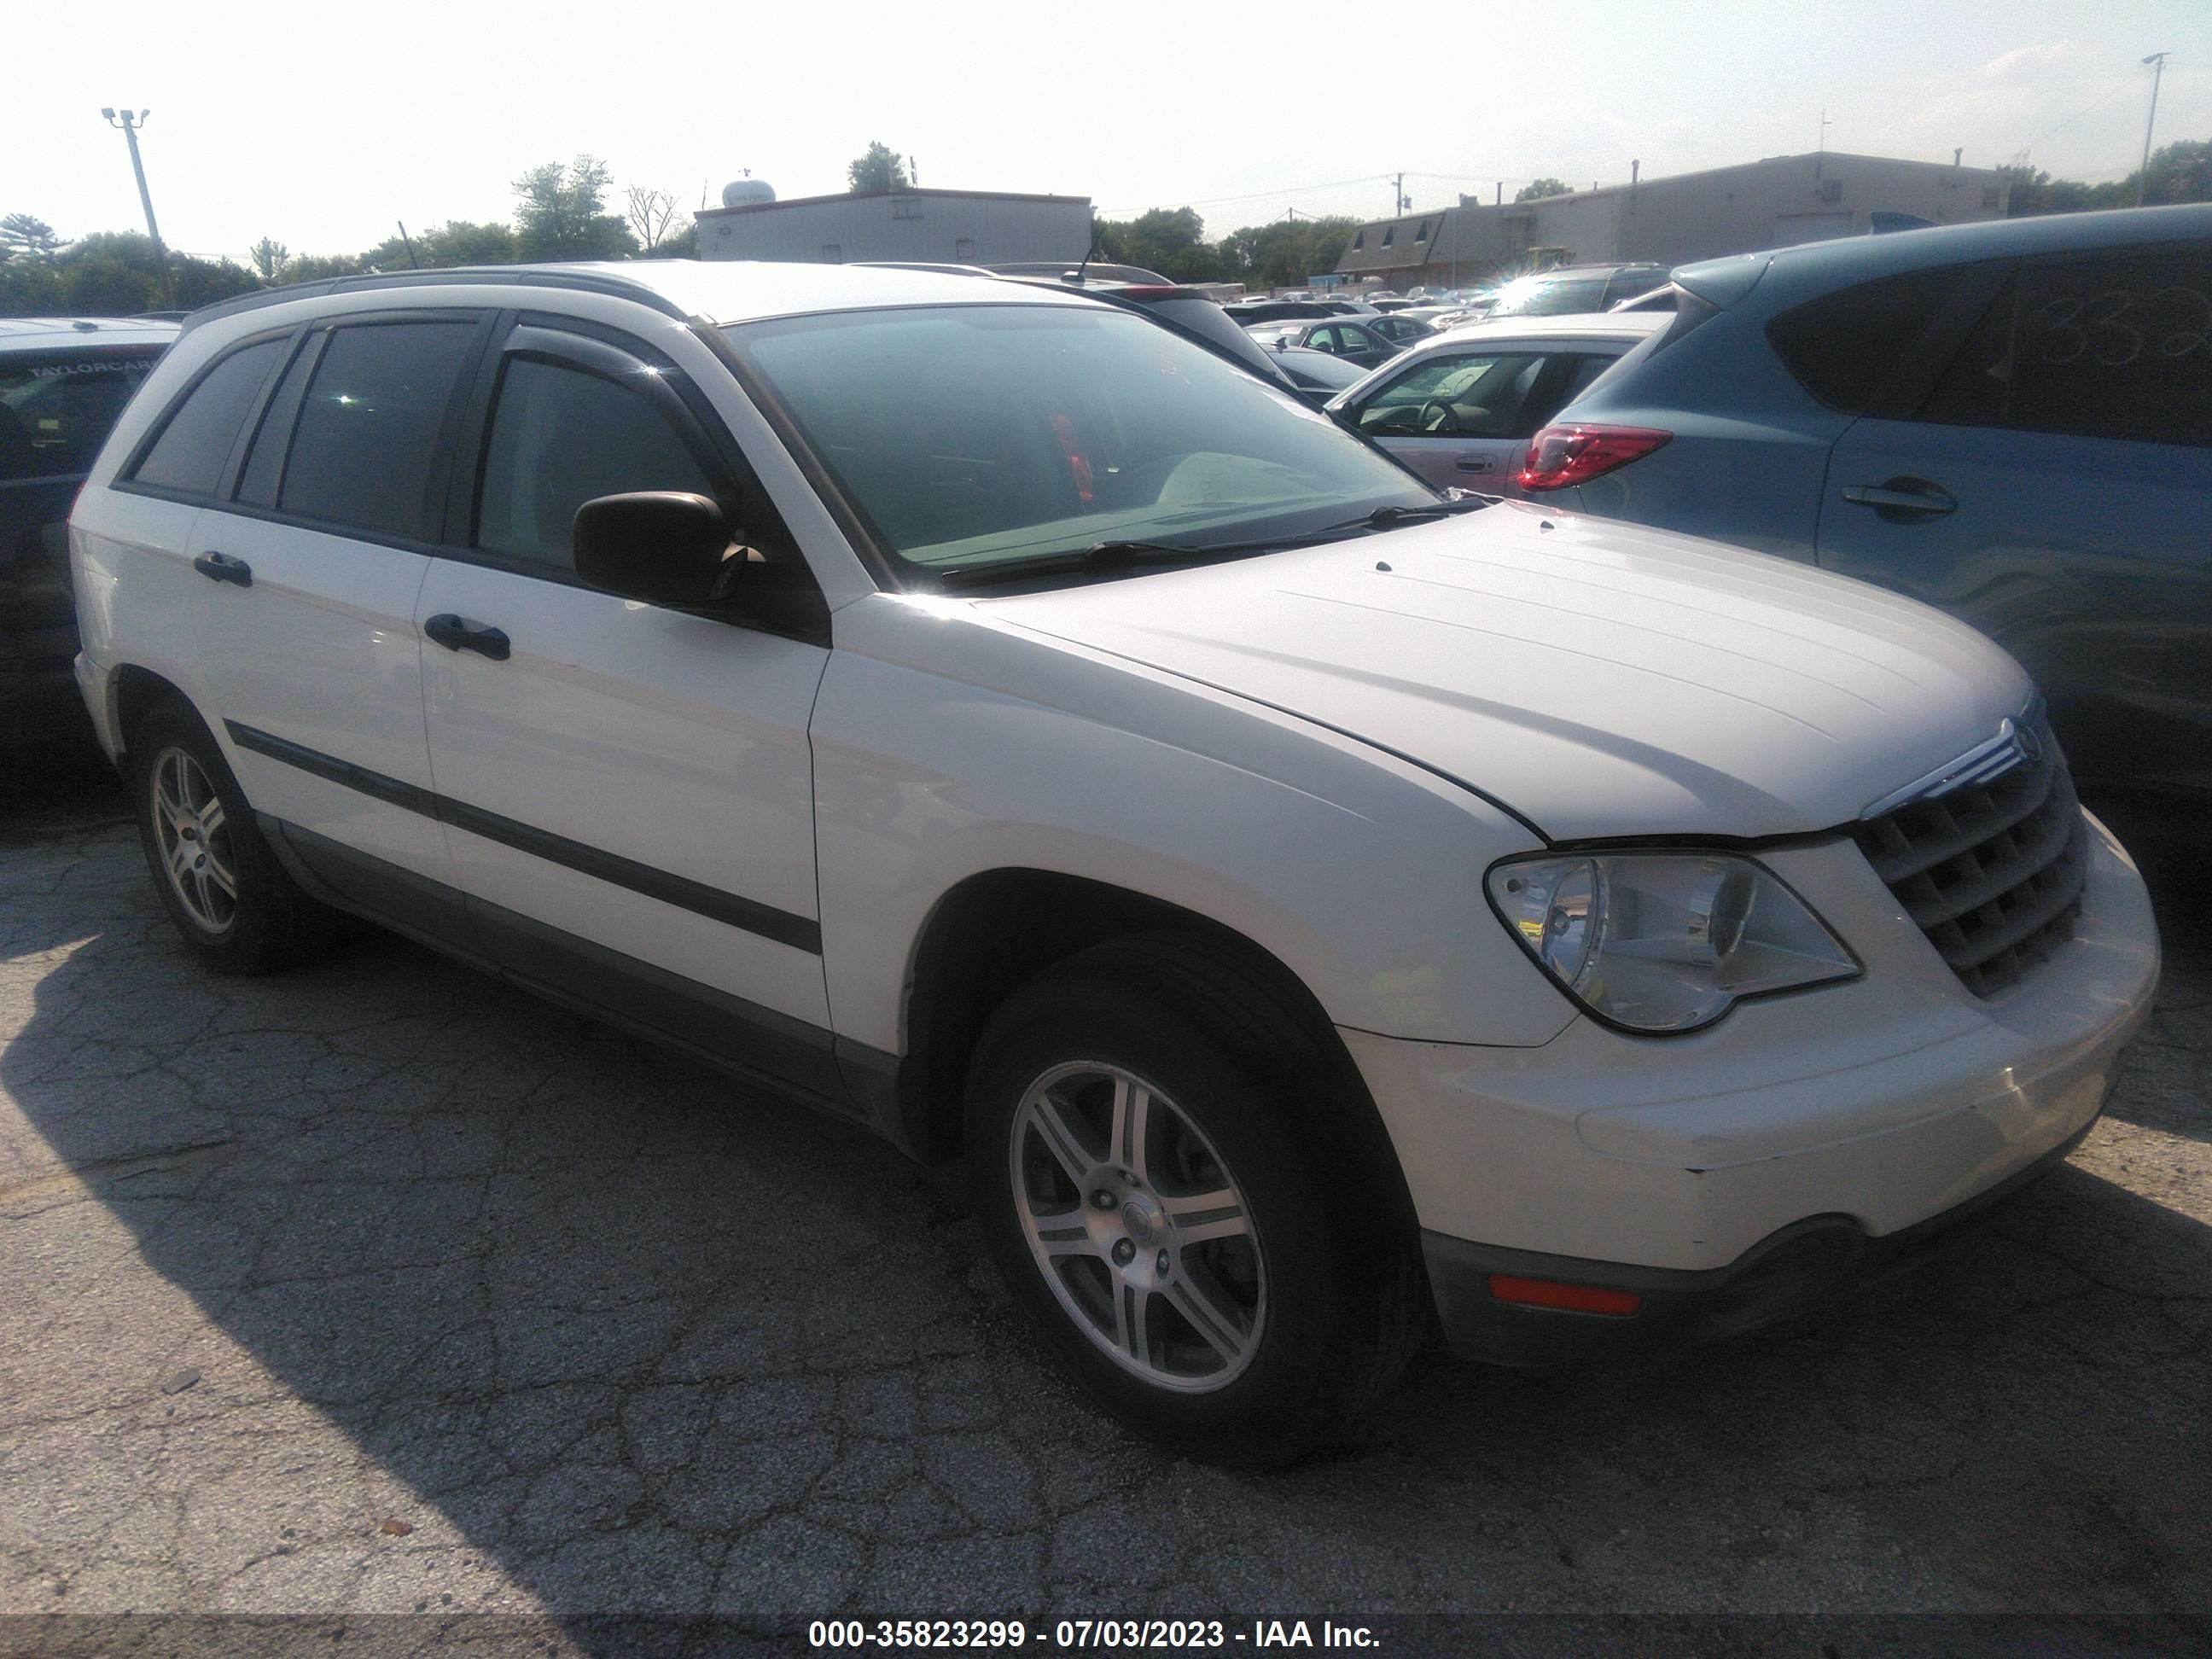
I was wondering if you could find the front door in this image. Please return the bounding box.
[415,320,835,1081]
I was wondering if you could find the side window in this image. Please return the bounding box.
[233,337,321,509]
[1918,243,2212,446]
[1341,324,1379,352]
[1505,352,1623,435]
[1766,265,1988,414]
[1358,353,1541,435]
[2003,246,2210,445]
[1308,327,1340,354]
[127,338,285,497]
[279,321,478,538]
[474,354,719,569]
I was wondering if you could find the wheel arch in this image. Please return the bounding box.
[108,662,198,760]
[891,867,1423,1254]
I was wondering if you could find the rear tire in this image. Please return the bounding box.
[129,699,340,975]
[964,936,1424,1468]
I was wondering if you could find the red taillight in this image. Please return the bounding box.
[1487,1273,1643,1317]
[1517,424,1671,492]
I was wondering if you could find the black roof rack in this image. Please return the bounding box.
[179,266,690,333]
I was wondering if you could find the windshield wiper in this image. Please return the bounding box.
[934,538,1267,591]
[1312,498,1487,536]
[933,498,1484,591]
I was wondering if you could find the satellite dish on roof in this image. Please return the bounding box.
[721,178,777,208]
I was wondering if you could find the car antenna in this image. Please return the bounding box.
[1071,219,1100,286]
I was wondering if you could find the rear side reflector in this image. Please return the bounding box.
[1487,1273,1643,1317]
[1517,424,1671,492]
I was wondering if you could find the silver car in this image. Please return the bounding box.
[1325,311,1668,492]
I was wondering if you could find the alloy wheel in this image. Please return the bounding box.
[149,745,239,935]
[1008,1060,1266,1392]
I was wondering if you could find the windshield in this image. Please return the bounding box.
[1486,275,1610,319]
[726,305,1435,579]
[0,346,162,486]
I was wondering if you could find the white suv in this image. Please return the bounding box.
[71,263,2160,1465]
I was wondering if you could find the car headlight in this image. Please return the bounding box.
[1485,853,1858,1033]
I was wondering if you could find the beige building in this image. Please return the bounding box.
[696,187,1092,267]
[1335,152,2011,289]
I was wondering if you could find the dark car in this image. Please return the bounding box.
[0,317,176,719]
[1528,203,2212,809]
[1245,317,1401,371]
[1266,343,1372,404]
[1365,312,1440,348]
[1486,263,1670,319]
[1222,299,1339,326]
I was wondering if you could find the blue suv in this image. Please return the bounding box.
[1522,205,2212,811]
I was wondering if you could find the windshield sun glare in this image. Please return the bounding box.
[724,305,1435,583]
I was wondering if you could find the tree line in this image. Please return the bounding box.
[0,157,691,317]
[1999,139,2210,215]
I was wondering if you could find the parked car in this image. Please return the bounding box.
[1266,343,1374,402]
[1326,312,1668,491]
[72,262,2157,1465]
[1487,263,1671,319]
[1528,203,2212,810]
[1223,299,1338,326]
[1,317,177,721]
[1022,280,1312,404]
[1245,317,1402,370]
[1365,312,1441,348]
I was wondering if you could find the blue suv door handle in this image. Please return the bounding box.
[1842,479,1957,519]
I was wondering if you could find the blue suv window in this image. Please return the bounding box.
[1921,244,2212,448]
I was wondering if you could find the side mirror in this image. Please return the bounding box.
[572,492,745,607]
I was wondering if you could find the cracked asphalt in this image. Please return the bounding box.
[2,737,2207,1645]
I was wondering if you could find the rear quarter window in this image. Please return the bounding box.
[126,337,286,497]
[1764,266,1981,413]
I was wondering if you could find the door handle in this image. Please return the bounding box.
[191,551,253,587]
[422,613,511,661]
[1454,456,1498,474]
[1842,478,1957,518]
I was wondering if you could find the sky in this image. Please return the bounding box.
[9,0,2209,265]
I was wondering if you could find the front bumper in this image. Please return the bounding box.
[1422,1115,2096,1367]
[1344,812,2159,1360]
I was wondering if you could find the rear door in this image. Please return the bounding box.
[187,311,488,894]
[1342,342,1628,492]
[1815,240,2212,800]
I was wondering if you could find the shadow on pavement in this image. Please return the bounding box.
[0,811,2206,1634]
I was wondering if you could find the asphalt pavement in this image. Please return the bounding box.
[2,736,2206,1655]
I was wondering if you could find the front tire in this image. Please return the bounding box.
[965,938,1423,1467]
[130,700,339,975]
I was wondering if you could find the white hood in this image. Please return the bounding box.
[985,502,2034,841]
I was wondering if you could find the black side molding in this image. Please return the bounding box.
[224,720,821,954]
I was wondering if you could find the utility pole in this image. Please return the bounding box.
[1393,172,1409,215]
[101,107,171,303]
[2136,52,2168,207]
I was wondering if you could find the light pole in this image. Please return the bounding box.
[101,107,172,303]
[2136,53,2168,207]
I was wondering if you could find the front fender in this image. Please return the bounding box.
[812,595,1572,1052]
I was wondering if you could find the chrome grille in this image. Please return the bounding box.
[1854,719,2088,998]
